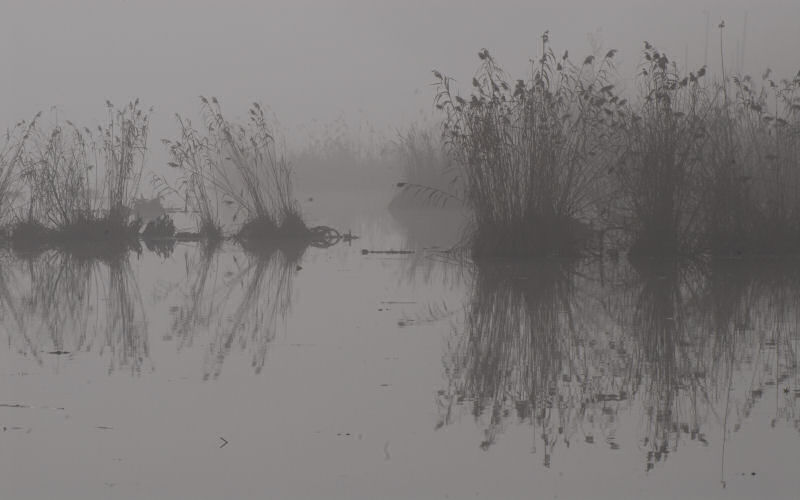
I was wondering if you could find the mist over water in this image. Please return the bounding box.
[2,2,800,499]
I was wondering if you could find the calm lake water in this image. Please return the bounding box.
[2,190,799,500]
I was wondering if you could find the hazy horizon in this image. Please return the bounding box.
[2,0,799,142]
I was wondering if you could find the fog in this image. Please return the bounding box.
[4,3,800,499]
[1,0,799,171]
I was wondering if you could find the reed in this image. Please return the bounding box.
[615,46,712,257]
[431,36,800,258]
[8,101,150,254]
[166,97,306,245]
[433,36,621,258]
[0,117,39,227]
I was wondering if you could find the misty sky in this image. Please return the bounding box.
[2,0,799,145]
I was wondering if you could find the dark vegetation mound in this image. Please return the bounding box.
[422,29,800,259]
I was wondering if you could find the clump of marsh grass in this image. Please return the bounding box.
[162,111,225,242]
[9,101,151,256]
[101,99,151,220]
[0,117,40,229]
[721,69,800,254]
[165,97,307,247]
[614,45,712,258]
[434,35,623,259]
[617,33,800,257]
[690,22,800,256]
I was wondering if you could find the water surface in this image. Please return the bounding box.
[2,196,799,500]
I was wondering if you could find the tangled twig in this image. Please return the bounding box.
[307,225,341,248]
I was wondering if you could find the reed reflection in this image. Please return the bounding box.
[169,242,300,379]
[441,256,800,471]
[1,247,149,374]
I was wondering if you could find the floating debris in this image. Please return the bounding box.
[361,249,414,255]
[342,231,359,243]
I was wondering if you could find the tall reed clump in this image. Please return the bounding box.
[101,100,151,222]
[0,118,39,232]
[163,111,225,242]
[726,70,800,254]
[165,97,304,246]
[701,93,751,256]
[11,101,150,256]
[434,35,623,259]
[615,45,712,258]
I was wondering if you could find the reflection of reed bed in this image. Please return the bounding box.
[600,258,799,469]
[203,249,297,379]
[717,260,800,433]
[105,258,149,374]
[442,256,800,469]
[2,250,149,374]
[625,260,705,468]
[168,244,299,379]
[170,243,224,351]
[440,258,631,457]
[397,249,469,290]
[0,252,40,364]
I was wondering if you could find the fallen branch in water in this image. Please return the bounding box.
[361,249,415,255]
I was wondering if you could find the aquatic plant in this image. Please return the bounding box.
[719,69,800,254]
[430,32,800,258]
[8,101,150,254]
[615,45,712,257]
[433,35,623,258]
[101,99,151,219]
[162,111,224,241]
[166,97,306,245]
[0,117,39,227]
